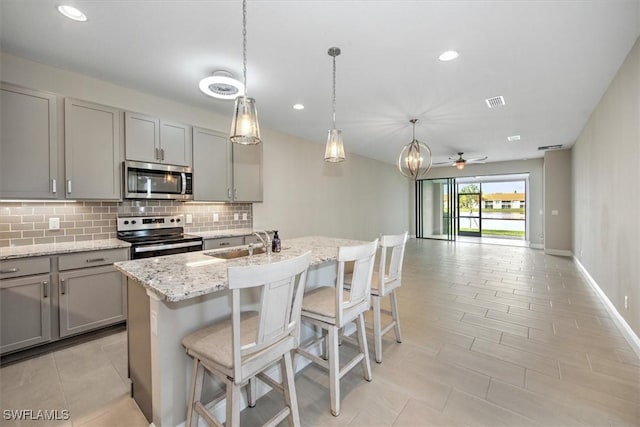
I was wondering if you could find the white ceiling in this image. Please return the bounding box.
[1,0,639,167]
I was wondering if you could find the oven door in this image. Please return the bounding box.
[125,161,193,200]
[132,240,203,259]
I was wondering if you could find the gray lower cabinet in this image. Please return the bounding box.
[0,274,52,354]
[64,98,122,200]
[203,236,244,250]
[0,82,59,199]
[58,249,128,338]
[0,256,52,354]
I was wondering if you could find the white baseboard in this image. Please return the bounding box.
[573,256,640,359]
[530,243,544,250]
[544,248,573,257]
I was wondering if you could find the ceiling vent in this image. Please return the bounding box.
[537,144,563,151]
[485,96,505,108]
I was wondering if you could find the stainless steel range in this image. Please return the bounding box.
[117,215,203,259]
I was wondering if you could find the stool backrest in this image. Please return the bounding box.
[227,251,311,379]
[336,239,378,325]
[378,232,408,295]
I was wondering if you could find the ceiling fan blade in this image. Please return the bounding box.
[466,156,488,163]
[433,160,454,166]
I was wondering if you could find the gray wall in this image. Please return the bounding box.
[0,52,410,242]
[572,37,640,336]
[543,149,573,254]
[416,159,544,246]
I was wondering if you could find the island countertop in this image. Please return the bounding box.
[114,236,367,302]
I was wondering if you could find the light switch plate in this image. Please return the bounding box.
[186,214,193,224]
[242,213,248,221]
[234,213,239,221]
[49,217,60,230]
[551,210,559,216]
[213,213,219,222]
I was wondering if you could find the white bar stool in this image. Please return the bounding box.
[182,252,311,427]
[296,239,378,416]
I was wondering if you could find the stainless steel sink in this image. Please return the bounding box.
[206,246,267,260]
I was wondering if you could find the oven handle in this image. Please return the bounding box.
[134,241,203,253]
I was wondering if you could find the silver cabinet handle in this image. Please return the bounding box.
[66,180,72,194]
[219,242,230,247]
[52,179,57,193]
[86,258,105,263]
[155,147,160,160]
[161,148,165,161]
[234,188,238,200]
[43,281,49,298]
[60,279,67,295]
[0,268,19,274]
[228,188,232,199]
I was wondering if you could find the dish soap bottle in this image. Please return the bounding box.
[272,231,281,253]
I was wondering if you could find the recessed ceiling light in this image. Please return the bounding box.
[293,104,305,110]
[438,50,459,61]
[507,135,521,142]
[199,71,244,100]
[57,5,87,22]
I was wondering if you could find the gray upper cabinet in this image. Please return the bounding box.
[233,143,263,202]
[0,83,59,199]
[64,98,122,200]
[125,112,192,167]
[193,127,232,202]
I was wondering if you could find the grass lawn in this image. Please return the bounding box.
[459,228,525,238]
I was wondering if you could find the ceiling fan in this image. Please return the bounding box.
[433,152,488,170]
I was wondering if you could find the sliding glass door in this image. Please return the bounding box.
[415,178,456,241]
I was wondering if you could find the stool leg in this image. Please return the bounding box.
[186,358,204,427]
[328,325,340,417]
[247,377,257,407]
[282,351,301,427]
[390,290,402,343]
[372,295,383,363]
[356,313,372,381]
[225,378,241,427]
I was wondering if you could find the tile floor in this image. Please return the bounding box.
[1,238,639,426]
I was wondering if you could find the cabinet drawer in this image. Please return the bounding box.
[204,236,244,251]
[0,257,50,279]
[59,248,129,271]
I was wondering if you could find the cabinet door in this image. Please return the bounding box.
[65,98,122,200]
[193,127,232,201]
[0,83,59,199]
[232,143,263,202]
[0,274,51,354]
[59,266,126,338]
[203,236,244,250]
[125,112,160,163]
[160,121,192,166]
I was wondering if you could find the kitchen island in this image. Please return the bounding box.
[114,236,366,427]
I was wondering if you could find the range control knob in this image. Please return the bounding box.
[176,218,181,223]
[124,220,129,225]
[131,220,137,225]
[170,218,175,223]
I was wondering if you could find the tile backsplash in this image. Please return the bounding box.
[0,200,252,247]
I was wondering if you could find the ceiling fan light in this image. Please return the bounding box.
[455,160,466,170]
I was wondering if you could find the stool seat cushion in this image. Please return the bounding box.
[301,287,350,321]
[182,312,258,369]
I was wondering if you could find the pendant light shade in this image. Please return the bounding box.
[325,129,345,162]
[230,96,261,144]
[397,119,432,180]
[230,0,261,145]
[324,47,345,162]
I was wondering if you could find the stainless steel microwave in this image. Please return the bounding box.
[124,161,193,200]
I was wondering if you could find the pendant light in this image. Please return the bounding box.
[324,47,345,162]
[397,119,432,180]
[230,0,261,145]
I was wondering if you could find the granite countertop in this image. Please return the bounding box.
[114,236,367,302]
[0,239,131,260]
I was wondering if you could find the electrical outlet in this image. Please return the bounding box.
[233,213,239,221]
[186,214,193,224]
[49,217,60,230]
[242,213,248,221]
[213,213,219,222]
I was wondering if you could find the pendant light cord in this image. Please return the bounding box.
[332,53,337,128]
[242,0,248,95]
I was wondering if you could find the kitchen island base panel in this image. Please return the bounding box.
[127,261,338,427]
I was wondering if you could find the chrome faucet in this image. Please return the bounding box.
[253,231,272,255]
